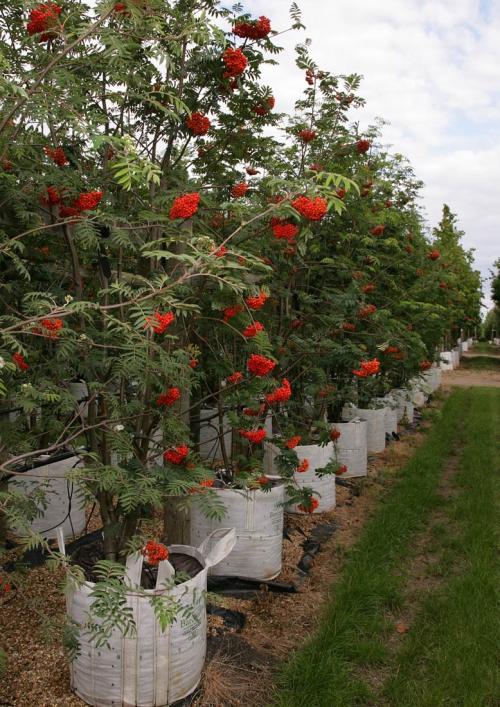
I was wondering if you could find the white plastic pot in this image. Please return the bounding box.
[410,379,427,408]
[190,484,284,580]
[288,442,336,513]
[9,454,86,540]
[330,419,368,478]
[391,389,414,423]
[263,442,336,514]
[63,527,236,707]
[342,406,386,454]
[440,351,454,371]
[452,348,460,367]
[462,341,469,353]
[429,365,442,391]
[374,396,398,436]
[198,408,232,461]
[423,367,440,393]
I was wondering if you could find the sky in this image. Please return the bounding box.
[244,0,500,311]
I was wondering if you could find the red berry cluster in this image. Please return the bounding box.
[223,305,243,322]
[305,68,315,86]
[358,304,377,318]
[157,387,181,406]
[247,354,276,377]
[233,16,271,40]
[297,459,309,473]
[223,48,248,78]
[0,575,12,595]
[353,358,380,377]
[297,129,317,143]
[245,291,269,310]
[75,191,103,211]
[371,224,385,236]
[227,371,244,384]
[292,195,328,221]
[266,378,291,404]
[253,96,275,116]
[40,318,63,338]
[243,321,265,338]
[27,3,62,41]
[271,220,299,242]
[428,249,441,261]
[44,146,68,166]
[169,192,200,220]
[186,112,211,136]
[12,352,29,371]
[356,139,371,154]
[145,311,175,334]
[163,444,189,465]
[231,182,248,198]
[419,360,432,371]
[239,428,267,444]
[213,245,228,258]
[285,435,301,449]
[298,497,319,513]
[41,186,61,205]
[58,191,102,218]
[142,541,169,566]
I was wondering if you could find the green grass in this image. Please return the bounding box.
[275,388,499,707]
[383,388,499,706]
[470,342,500,354]
[461,356,500,370]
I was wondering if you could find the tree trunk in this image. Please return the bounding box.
[163,496,191,545]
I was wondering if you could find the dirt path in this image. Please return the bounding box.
[442,362,500,388]
[442,367,500,388]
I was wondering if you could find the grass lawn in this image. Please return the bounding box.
[275,388,499,707]
[470,342,500,355]
[461,356,500,370]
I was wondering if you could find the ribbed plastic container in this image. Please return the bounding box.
[287,443,336,514]
[198,408,232,461]
[390,389,414,423]
[374,396,398,436]
[63,528,236,707]
[422,368,437,393]
[440,351,454,371]
[429,365,442,390]
[342,406,386,453]
[10,455,86,540]
[452,348,460,367]
[461,341,469,352]
[190,484,284,580]
[330,419,368,478]
[410,379,426,408]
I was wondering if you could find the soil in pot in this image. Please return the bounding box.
[71,538,203,587]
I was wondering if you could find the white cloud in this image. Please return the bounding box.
[244,0,500,309]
